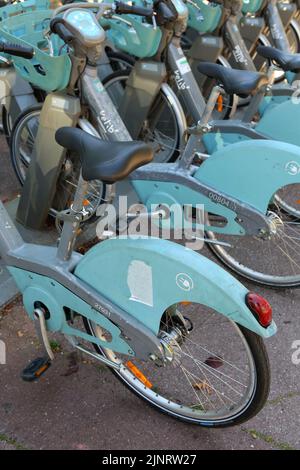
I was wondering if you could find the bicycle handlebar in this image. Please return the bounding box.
[114,1,153,18]
[50,18,75,44]
[0,42,34,59]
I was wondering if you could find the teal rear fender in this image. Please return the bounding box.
[195,139,300,214]
[257,99,300,148]
[75,237,276,339]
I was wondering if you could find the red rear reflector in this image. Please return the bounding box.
[246,292,272,328]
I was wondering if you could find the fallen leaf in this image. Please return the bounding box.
[193,380,213,394]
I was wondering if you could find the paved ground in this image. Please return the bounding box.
[0,134,299,450]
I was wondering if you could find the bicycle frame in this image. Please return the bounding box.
[221,1,291,71]
[0,185,277,362]
[261,0,292,51]
[68,61,300,238]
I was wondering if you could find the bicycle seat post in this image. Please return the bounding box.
[176,86,223,171]
[242,80,272,123]
[199,85,224,130]
[56,173,89,262]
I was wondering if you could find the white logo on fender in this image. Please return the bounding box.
[285,161,300,176]
[176,273,194,292]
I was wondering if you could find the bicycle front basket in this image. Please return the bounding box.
[0,9,72,92]
[0,0,50,22]
[187,0,222,34]
[242,0,264,14]
[100,14,162,58]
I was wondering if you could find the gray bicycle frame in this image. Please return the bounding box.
[223,0,293,74]
[224,11,257,71]
[264,0,291,52]
[81,58,270,237]
[0,193,164,361]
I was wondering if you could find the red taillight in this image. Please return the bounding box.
[246,292,272,328]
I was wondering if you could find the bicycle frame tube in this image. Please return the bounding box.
[167,40,206,123]
[82,65,132,141]
[224,15,257,71]
[264,0,291,52]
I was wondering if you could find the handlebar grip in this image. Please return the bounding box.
[60,0,73,3]
[50,18,74,44]
[61,0,87,3]
[115,1,153,17]
[0,42,34,59]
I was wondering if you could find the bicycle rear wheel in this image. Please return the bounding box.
[274,184,300,219]
[83,303,270,427]
[205,195,300,287]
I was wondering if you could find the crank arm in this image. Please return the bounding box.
[34,308,54,361]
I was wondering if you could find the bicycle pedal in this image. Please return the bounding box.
[21,356,51,382]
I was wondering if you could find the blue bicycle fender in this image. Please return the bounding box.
[75,237,276,338]
[195,139,300,214]
[257,98,300,147]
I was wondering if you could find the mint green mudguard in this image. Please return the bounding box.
[75,237,276,338]
[196,139,300,214]
[256,98,300,148]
